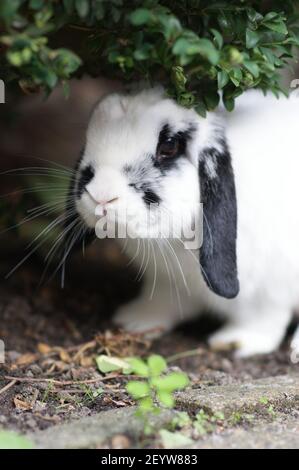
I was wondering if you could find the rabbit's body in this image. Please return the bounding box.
[73,88,299,357]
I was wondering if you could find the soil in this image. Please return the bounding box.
[0,239,296,435]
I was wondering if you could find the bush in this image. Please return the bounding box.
[1,0,299,114]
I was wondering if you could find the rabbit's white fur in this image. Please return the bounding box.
[75,87,299,357]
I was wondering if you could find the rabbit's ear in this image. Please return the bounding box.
[198,139,239,298]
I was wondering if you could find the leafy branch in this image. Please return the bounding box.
[1,1,299,113]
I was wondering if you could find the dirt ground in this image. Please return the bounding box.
[0,238,296,437]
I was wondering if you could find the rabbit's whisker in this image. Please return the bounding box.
[162,239,183,314]
[155,238,174,304]
[39,216,81,287]
[5,210,73,279]
[149,239,157,300]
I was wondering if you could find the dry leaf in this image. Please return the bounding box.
[79,356,93,367]
[37,343,52,354]
[13,396,32,411]
[15,353,37,366]
[58,349,71,363]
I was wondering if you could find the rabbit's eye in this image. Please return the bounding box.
[157,137,179,159]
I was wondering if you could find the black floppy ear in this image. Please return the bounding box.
[198,139,239,299]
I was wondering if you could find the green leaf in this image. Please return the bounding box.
[127,357,149,377]
[126,381,150,399]
[178,92,195,107]
[263,12,279,22]
[157,390,175,408]
[35,6,53,28]
[260,47,276,65]
[0,431,33,449]
[204,90,220,110]
[0,0,22,23]
[160,16,182,41]
[75,0,89,18]
[7,51,23,67]
[246,8,263,24]
[129,8,152,26]
[171,65,187,92]
[133,44,152,61]
[223,95,235,112]
[153,372,189,392]
[44,69,57,88]
[171,411,191,428]
[210,28,223,49]
[52,48,82,76]
[96,355,131,374]
[195,102,207,118]
[246,29,260,49]
[138,396,155,413]
[217,70,229,89]
[30,0,44,9]
[263,21,288,36]
[159,430,194,449]
[148,354,167,376]
[228,68,243,87]
[243,60,259,78]
[172,37,193,55]
[173,37,219,65]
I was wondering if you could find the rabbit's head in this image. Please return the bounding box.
[70,87,239,298]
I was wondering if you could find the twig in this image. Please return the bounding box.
[34,413,60,423]
[167,348,204,363]
[72,340,98,361]
[0,379,17,395]
[4,374,119,386]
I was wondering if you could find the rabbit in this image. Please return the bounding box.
[69,86,299,357]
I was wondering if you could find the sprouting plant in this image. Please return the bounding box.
[41,380,54,403]
[259,396,269,405]
[193,409,225,436]
[267,404,276,417]
[125,354,189,435]
[258,396,277,418]
[170,411,191,430]
[193,409,211,435]
[79,384,104,404]
[229,411,243,425]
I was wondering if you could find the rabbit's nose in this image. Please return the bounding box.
[86,188,118,206]
[94,197,119,217]
[97,197,119,206]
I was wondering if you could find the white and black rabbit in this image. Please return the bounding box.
[70,86,299,357]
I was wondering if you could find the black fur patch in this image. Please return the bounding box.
[143,188,161,206]
[199,140,239,299]
[129,182,161,208]
[63,152,95,262]
[76,164,95,198]
[154,123,195,173]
